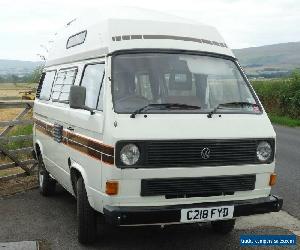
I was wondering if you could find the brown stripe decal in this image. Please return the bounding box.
[67,138,103,161]
[102,154,114,165]
[68,132,114,156]
[35,119,53,137]
[34,119,114,165]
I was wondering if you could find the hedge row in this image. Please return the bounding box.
[252,71,300,119]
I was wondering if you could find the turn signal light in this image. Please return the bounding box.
[269,173,277,186]
[106,180,119,195]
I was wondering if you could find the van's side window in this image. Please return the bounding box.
[80,63,105,110]
[51,68,77,103]
[39,71,56,100]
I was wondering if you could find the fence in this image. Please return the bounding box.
[0,100,37,181]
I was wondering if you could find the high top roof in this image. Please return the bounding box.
[46,7,234,67]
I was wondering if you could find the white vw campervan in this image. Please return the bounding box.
[33,8,283,244]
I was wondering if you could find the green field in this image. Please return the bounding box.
[252,71,300,127]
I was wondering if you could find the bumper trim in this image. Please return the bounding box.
[103,195,283,225]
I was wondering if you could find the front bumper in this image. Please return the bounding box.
[103,195,283,225]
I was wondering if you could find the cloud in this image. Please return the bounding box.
[0,0,299,60]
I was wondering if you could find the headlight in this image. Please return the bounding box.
[120,144,140,166]
[256,141,272,162]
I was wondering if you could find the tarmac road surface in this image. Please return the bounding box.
[272,125,300,219]
[0,189,299,249]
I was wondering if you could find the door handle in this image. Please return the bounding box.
[67,126,74,131]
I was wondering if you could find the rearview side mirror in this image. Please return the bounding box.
[69,86,95,115]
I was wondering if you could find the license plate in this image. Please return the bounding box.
[180,205,234,223]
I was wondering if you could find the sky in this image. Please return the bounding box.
[0,0,300,61]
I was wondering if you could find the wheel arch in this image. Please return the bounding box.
[69,160,94,207]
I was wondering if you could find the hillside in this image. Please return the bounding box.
[0,59,41,77]
[233,41,300,77]
[0,41,299,79]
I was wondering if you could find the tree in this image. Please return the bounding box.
[28,65,44,83]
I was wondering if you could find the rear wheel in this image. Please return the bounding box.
[38,154,56,196]
[77,177,97,244]
[211,219,235,234]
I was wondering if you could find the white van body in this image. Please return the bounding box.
[33,7,282,243]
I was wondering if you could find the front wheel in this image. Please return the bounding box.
[38,154,56,196]
[77,177,97,244]
[211,219,235,234]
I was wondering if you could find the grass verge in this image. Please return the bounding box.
[269,114,300,127]
[6,124,33,150]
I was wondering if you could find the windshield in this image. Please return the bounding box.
[112,53,260,114]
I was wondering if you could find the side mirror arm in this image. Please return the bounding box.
[83,106,95,115]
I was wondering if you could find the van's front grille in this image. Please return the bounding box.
[115,139,275,168]
[144,139,271,167]
[141,174,256,197]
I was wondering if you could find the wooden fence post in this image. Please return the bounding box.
[0,100,37,180]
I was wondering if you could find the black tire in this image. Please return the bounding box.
[38,154,56,196]
[211,219,235,234]
[77,177,97,244]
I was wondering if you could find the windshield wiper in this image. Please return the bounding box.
[207,101,258,118]
[130,103,201,118]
